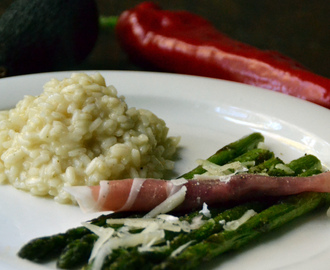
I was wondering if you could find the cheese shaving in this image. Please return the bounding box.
[170,178,188,186]
[106,213,204,234]
[274,164,295,175]
[82,223,115,262]
[91,228,165,270]
[190,215,209,230]
[86,204,210,270]
[144,185,187,218]
[170,240,195,257]
[221,209,257,231]
[194,160,248,179]
[199,202,211,218]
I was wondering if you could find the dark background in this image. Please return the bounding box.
[1,0,329,78]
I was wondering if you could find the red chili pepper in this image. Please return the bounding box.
[116,2,330,108]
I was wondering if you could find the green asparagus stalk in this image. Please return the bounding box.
[17,213,117,263]
[266,154,322,176]
[17,226,90,262]
[233,148,273,167]
[179,132,264,179]
[289,154,322,175]
[154,192,330,270]
[57,234,98,269]
[248,157,284,174]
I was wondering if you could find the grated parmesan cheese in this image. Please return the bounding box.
[107,214,192,233]
[85,205,209,270]
[144,185,187,218]
[199,202,211,218]
[91,227,165,270]
[170,240,195,257]
[221,209,257,231]
[274,163,295,175]
[194,160,249,180]
[82,223,115,262]
[170,178,188,186]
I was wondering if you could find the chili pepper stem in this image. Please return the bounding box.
[99,15,118,31]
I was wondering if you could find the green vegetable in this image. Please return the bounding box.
[57,234,98,269]
[248,157,284,174]
[0,0,98,77]
[289,154,322,176]
[99,16,119,31]
[266,154,322,176]
[17,227,90,262]
[233,148,274,167]
[18,213,113,263]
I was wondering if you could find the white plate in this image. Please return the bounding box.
[0,71,329,270]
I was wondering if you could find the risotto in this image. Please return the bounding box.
[0,73,180,203]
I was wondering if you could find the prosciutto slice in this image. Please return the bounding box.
[65,171,330,213]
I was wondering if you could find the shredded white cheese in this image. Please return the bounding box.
[91,227,165,270]
[221,209,257,231]
[274,164,295,175]
[82,223,115,262]
[199,202,211,218]
[144,185,187,218]
[107,214,193,233]
[86,205,209,270]
[170,178,188,186]
[194,160,248,181]
[170,240,195,257]
[257,141,268,150]
[189,215,209,230]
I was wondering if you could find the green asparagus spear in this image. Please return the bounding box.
[248,154,322,177]
[57,234,98,269]
[289,154,322,175]
[248,157,284,174]
[180,132,264,179]
[155,192,330,270]
[266,154,322,176]
[17,213,116,263]
[17,226,90,262]
[294,155,322,177]
[232,148,274,167]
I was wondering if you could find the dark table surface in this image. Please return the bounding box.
[1,0,329,78]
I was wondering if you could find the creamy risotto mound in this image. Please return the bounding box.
[0,73,180,203]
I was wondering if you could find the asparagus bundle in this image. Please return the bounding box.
[17,133,330,270]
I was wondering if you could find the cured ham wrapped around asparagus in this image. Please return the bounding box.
[65,171,330,213]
